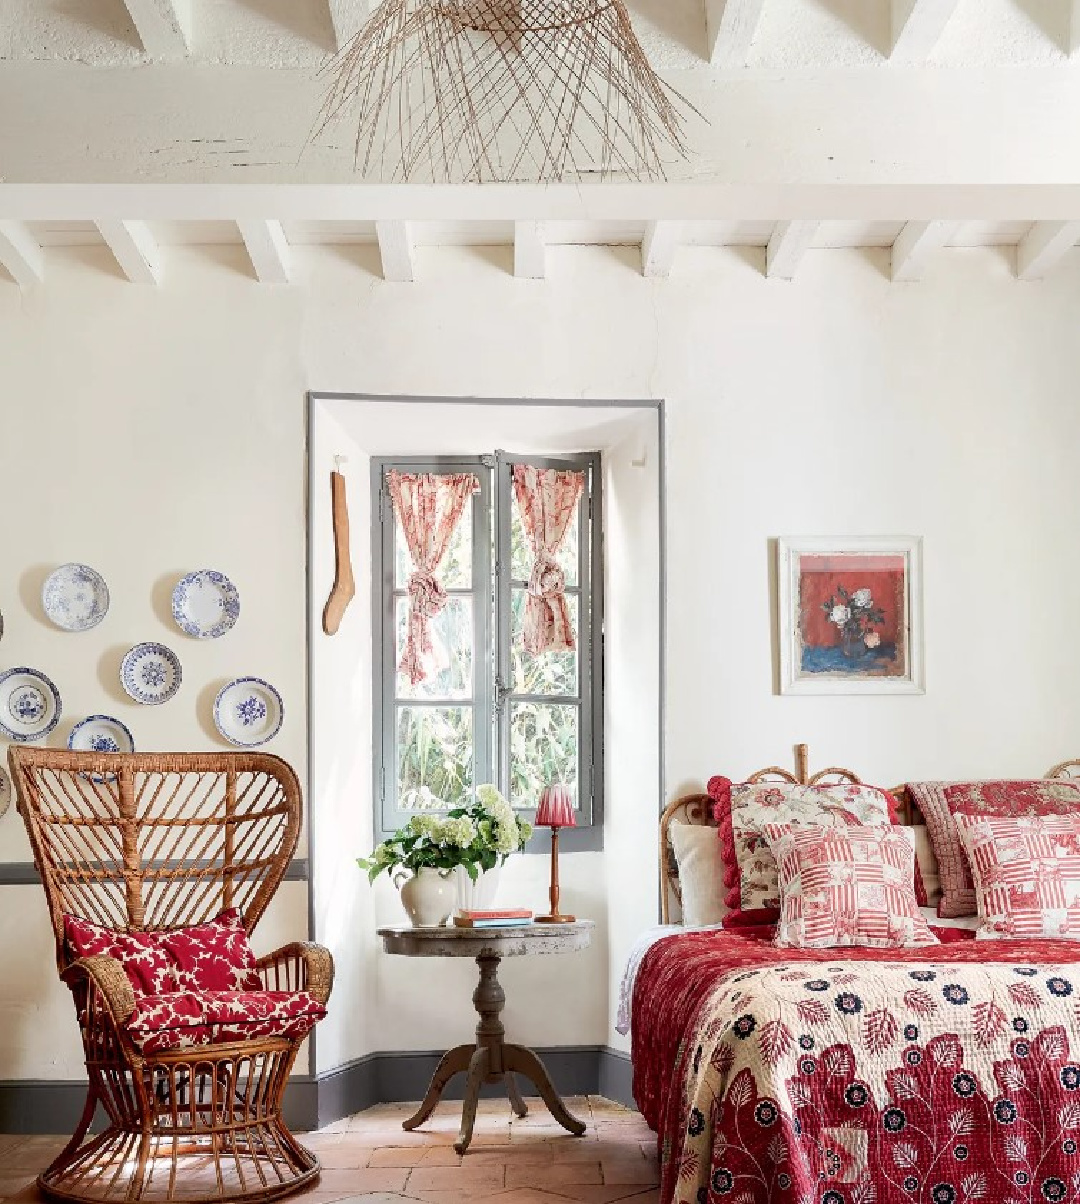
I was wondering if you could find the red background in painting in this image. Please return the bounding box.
[799,558,903,647]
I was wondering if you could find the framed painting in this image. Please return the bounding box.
[777,536,924,695]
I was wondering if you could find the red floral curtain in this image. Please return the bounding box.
[387,471,476,685]
[512,465,585,656]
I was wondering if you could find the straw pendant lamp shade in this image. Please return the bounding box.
[535,783,576,923]
[315,0,696,183]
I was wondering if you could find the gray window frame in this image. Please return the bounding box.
[372,452,603,852]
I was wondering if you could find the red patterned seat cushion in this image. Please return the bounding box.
[64,909,262,995]
[125,990,326,1054]
[908,779,1080,917]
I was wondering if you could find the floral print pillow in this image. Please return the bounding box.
[707,777,899,920]
[762,823,938,948]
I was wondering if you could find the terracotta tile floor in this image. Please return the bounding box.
[0,1096,659,1204]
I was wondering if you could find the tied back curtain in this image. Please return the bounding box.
[388,471,476,685]
[512,464,585,656]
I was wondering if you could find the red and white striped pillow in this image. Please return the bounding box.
[954,812,1080,940]
[762,823,938,950]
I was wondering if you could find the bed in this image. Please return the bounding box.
[630,745,1080,1204]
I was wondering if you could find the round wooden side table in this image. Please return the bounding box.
[377,920,595,1154]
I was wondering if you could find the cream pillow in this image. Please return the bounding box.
[669,823,728,927]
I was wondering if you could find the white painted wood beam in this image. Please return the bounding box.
[513,222,546,279]
[238,219,291,284]
[1017,221,1080,280]
[328,1,370,50]
[891,220,959,281]
[97,220,161,284]
[705,0,767,67]
[0,221,44,288]
[766,221,819,280]
[641,222,678,278]
[375,221,416,282]
[891,0,961,62]
[122,0,193,58]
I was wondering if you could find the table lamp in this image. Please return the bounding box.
[535,782,576,923]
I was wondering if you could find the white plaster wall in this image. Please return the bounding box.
[1,241,1079,1080]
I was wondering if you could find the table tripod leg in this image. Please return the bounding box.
[403,1044,474,1131]
[506,1072,528,1118]
[455,1047,491,1155]
[504,1044,586,1136]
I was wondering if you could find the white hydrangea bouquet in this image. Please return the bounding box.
[358,784,532,884]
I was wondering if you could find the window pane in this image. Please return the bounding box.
[395,596,473,701]
[509,702,579,810]
[510,485,580,587]
[510,589,578,696]
[394,491,473,590]
[396,706,473,810]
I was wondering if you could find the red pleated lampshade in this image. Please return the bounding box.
[535,783,576,829]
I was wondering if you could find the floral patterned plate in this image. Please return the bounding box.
[42,563,110,632]
[0,666,62,742]
[68,714,135,756]
[171,570,240,640]
[213,677,283,747]
[120,643,182,705]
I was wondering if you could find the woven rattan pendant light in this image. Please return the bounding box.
[316,0,694,183]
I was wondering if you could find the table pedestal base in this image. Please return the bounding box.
[402,951,587,1154]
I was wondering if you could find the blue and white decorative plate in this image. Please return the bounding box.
[120,643,182,706]
[42,564,110,632]
[171,570,240,640]
[0,667,62,742]
[214,677,283,747]
[68,714,135,756]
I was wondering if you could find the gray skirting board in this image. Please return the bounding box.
[0,1046,635,1135]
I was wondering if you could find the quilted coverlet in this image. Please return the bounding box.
[632,927,1080,1204]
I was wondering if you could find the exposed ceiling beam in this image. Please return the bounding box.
[238,219,291,284]
[327,1,370,50]
[1017,221,1080,279]
[97,220,161,284]
[705,0,767,67]
[375,221,416,282]
[514,222,546,279]
[641,222,678,278]
[122,0,192,58]
[0,221,44,288]
[891,0,961,63]
[891,220,959,281]
[766,221,819,280]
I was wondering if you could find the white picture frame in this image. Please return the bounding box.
[777,535,925,696]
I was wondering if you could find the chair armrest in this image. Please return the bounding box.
[61,955,137,1024]
[256,942,334,1005]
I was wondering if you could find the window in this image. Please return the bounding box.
[373,452,602,850]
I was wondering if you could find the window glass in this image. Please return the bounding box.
[396,706,473,810]
[508,701,579,810]
[510,589,578,696]
[395,596,474,701]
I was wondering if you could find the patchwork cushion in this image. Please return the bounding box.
[126,990,327,1055]
[955,812,1080,940]
[707,777,901,922]
[762,823,938,950]
[64,908,262,995]
[909,779,1080,918]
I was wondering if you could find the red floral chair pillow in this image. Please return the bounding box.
[64,908,261,996]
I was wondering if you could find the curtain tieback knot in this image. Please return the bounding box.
[528,555,566,601]
[408,571,448,618]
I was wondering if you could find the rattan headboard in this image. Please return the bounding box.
[659,746,1080,925]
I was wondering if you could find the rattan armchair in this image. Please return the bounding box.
[8,748,333,1204]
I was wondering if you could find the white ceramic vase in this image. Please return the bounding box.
[454,864,502,913]
[394,867,455,927]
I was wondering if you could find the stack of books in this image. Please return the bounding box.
[453,908,533,929]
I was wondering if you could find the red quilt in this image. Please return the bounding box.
[632,926,1080,1204]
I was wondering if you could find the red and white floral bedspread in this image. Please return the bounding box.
[632,926,1080,1204]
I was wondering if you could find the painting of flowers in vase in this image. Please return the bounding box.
[777,537,924,695]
